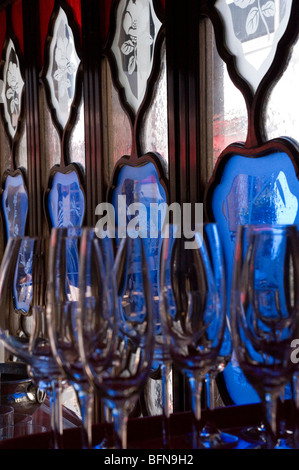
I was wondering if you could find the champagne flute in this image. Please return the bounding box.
[78,232,155,449]
[160,222,227,449]
[0,236,65,448]
[231,224,299,449]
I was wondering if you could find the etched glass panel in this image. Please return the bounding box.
[111,0,162,114]
[2,173,28,240]
[211,151,299,404]
[47,170,85,228]
[1,39,24,139]
[214,0,293,93]
[111,163,167,336]
[45,7,80,130]
[2,173,29,313]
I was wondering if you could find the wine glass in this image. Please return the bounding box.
[202,317,238,447]
[0,236,65,449]
[46,227,93,448]
[78,231,155,449]
[46,226,118,449]
[231,224,299,449]
[160,222,227,449]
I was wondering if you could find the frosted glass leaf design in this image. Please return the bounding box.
[111,0,162,115]
[214,0,293,93]
[1,39,24,139]
[45,7,80,130]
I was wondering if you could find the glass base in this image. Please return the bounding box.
[94,436,117,449]
[197,426,239,449]
[240,423,266,445]
[241,423,294,449]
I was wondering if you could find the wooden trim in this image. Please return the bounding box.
[22,0,43,236]
[81,0,105,225]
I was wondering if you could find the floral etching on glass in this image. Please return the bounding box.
[214,0,292,92]
[111,0,162,114]
[45,7,80,130]
[1,39,24,139]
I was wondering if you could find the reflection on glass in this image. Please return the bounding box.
[69,94,85,168]
[45,6,80,130]
[102,58,132,180]
[13,238,34,313]
[14,125,27,170]
[265,34,299,141]
[214,0,293,93]
[141,42,168,162]
[40,87,61,170]
[111,0,162,114]
[2,173,28,241]
[211,151,299,405]
[111,162,167,332]
[213,35,247,164]
[47,170,85,228]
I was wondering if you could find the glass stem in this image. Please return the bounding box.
[188,375,203,449]
[161,361,171,448]
[111,407,128,449]
[264,392,278,449]
[293,373,299,447]
[49,378,63,449]
[205,373,215,411]
[78,389,94,449]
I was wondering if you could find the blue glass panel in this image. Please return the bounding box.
[2,173,30,313]
[2,173,28,240]
[47,170,85,228]
[212,151,299,404]
[111,162,167,361]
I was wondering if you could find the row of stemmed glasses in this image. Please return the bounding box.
[0,223,235,449]
[230,224,299,449]
[159,222,237,448]
[0,228,155,449]
[77,230,154,449]
[2,222,298,449]
[45,223,299,449]
[46,227,95,449]
[0,237,65,449]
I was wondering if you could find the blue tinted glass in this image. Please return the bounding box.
[111,162,167,339]
[2,173,28,240]
[47,170,85,228]
[2,174,30,313]
[212,151,299,404]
